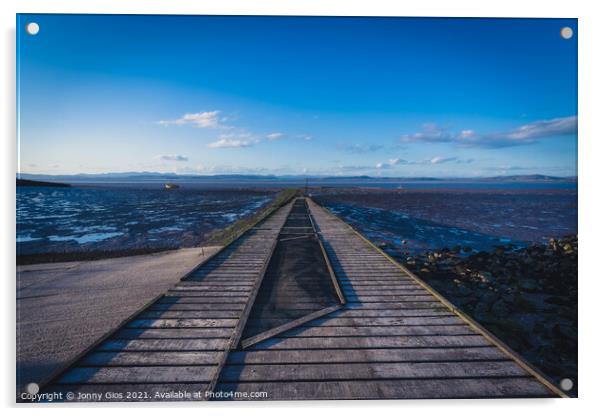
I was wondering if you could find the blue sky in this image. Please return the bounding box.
[17,15,577,177]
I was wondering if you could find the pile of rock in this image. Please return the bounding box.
[398,235,578,393]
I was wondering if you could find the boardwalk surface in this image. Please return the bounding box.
[214,199,562,400]
[38,197,562,401]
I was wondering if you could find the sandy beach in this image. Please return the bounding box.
[16,246,221,390]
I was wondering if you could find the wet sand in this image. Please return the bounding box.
[16,246,221,390]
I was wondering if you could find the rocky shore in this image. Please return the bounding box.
[389,235,577,393]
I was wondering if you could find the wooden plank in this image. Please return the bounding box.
[250,335,491,350]
[219,360,527,382]
[214,378,555,400]
[154,298,246,307]
[58,365,215,384]
[126,319,238,329]
[80,351,220,366]
[342,295,439,302]
[332,309,452,318]
[344,302,445,309]
[149,303,244,311]
[305,316,465,327]
[139,310,241,319]
[170,286,252,292]
[164,293,249,301]
[114,328,232,339]
[349,289,431,295]
[227,346,507,364]
[98,339,228,352]
[285,325,474,337]
[241,305,343,349]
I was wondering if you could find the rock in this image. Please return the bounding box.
[479,271,493,283]
[543,296,565,306]
[454,265,466,275]
[552,323,577,340]
[481,291,497,304]
[515,294,537,312]
[451,245,461,254]
[456,285,471,297]
[491,299,511,316]
[419,267,431,274]
[518,279,538,292]
[463,246,472,253]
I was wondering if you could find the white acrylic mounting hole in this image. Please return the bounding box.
[560,27,573,40]
[26,22,40,36]
[560,378,574,391]
[26,382,39,395]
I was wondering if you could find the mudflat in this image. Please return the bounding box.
[16,246,221,389]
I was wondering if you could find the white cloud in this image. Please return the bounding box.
[159,110,314,149]
[376,158,407,169]
[460,130,475,138]
[266,132,284,140]
[208,138,255,149]
[208,131,260,149]
[159,111,221,128]
[157,154,189,162]
[400,116,577,148]
[377,155,474,169]
[430,156,457,164]
[400,123,455,144]
[506,116,577,140]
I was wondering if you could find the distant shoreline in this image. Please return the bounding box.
[17,178,70,188]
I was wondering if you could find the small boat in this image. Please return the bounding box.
[164,183,180,190]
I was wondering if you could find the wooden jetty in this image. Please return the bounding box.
[39,197,566,401]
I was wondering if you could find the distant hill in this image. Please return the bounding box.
[17,178,71,188]
[483,174,575,182]
[17,172,576,183]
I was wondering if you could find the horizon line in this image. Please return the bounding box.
[17,172,577,180]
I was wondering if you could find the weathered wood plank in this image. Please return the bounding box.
[305,316,465,327]
[332,309,452,318]
[251,335,491,350]
[227,346,508,364]
[114,328,232,339]
[285,325,474,337]
[139,310,241,319]
[219,360,527,382]
[148,303,244,311]
[59,365,215,384]
[126,319,238,329]
[214,378,554,400]
[81,351,220,366]
[98,339,228,352]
